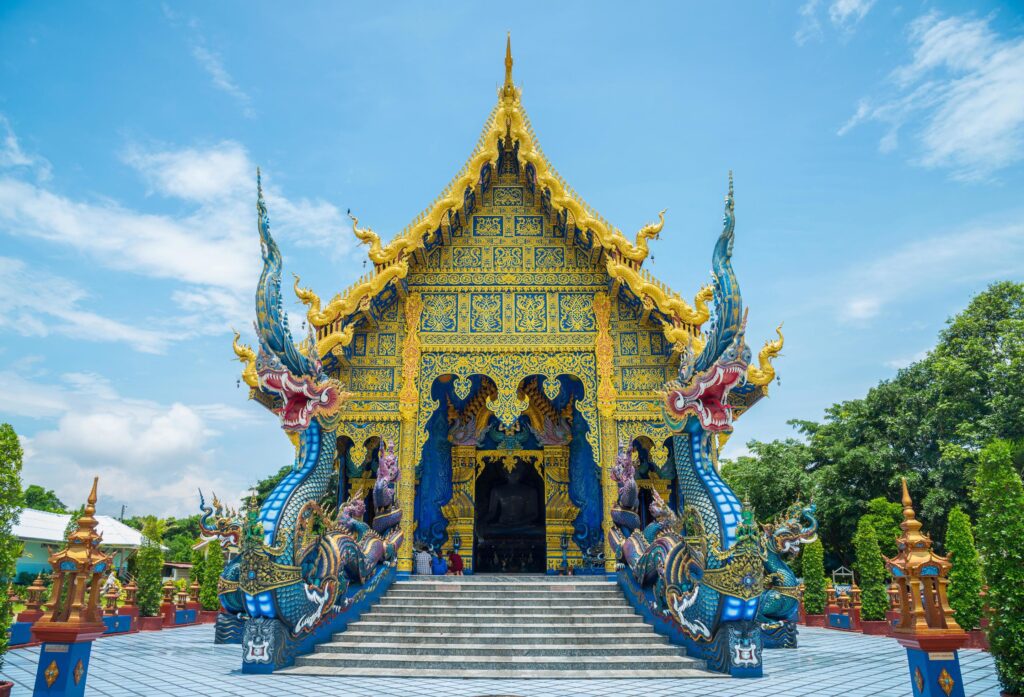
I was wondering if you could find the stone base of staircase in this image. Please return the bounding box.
[281,575,724,679]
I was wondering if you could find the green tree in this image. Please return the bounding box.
[22,484,66,513]
[251,465,291,509]
[861,497,903,558]
[200,543,223,611]
[720,438,814,522]
[802,538,826,615]
[189,541,206,600]
[136,517,165,617]
[0,424,24,672]
[852,517,888,621]
[972,440,1024,694]
[945,506,983,631]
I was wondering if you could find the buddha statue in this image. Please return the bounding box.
[480,463,541,535]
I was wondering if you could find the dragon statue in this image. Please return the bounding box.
[758,502,818,647]
[211,175,401,672]
[610,175,783,677]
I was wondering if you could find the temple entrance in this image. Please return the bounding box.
[473,454,546,573]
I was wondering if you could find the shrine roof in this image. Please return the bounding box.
[294,37,713,358]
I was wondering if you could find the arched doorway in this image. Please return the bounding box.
[473,455,546,573]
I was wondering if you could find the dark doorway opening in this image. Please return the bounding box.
[474,458,546,573]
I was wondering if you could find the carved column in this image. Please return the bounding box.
[442,445,478,571]
[542,445,579,572]
[397,293,423,573]
[593,293,618,573]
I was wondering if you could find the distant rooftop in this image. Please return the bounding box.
[14,508,152,549]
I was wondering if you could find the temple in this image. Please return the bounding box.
[222,37,798,678]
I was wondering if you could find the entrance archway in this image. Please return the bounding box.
[473,454,546,573]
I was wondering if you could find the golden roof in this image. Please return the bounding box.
[295,36,714,357]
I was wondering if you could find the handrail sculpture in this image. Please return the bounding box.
[203,175,403,671]
[609,176,795,677]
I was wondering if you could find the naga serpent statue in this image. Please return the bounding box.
[758,502,818,647]
[610,176,779,677]
[197,492,247,643]
[209,175,402,671]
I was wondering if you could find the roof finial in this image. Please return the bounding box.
[502,33,516,101]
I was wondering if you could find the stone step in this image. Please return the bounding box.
[350,620,649,634]
[281,666,723,679]
[357,612,642,625]
[395,581,614,591]
[315,641,683,657]
[397,575,611,583]
[381,594,627,605]
[334,630,669,645]
[387,588,624,598]
[370,603,635,615]
[292,652,707,673]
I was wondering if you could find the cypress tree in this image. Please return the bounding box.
[0,424,24,673]
[201,544,224,611]
[802,538,826,615]
[189,541,206,602]
[136,517,165,617]
[853,516,888,621]
[945,506,983,631]
[972,440,1024,695]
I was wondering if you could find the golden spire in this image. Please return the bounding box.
[502,33,517,102]
[75,476,100,538]
[899,477,924,538]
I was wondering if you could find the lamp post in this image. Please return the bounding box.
[886,478,968,697]
[30,477,113,696]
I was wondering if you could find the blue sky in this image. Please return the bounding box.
[1,1,1022,517]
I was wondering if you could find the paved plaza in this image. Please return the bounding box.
[0,624,1001,697]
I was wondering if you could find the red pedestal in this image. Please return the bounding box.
[137,616,164,631]
[965,630,989,651]
[16,609,43,623]
[199,610,219,624]
[862,620,890,635]
[805,614,826,627]
[160,602,177,627]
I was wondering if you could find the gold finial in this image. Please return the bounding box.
[502,33,517,101]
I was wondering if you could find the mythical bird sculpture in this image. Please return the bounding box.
[207,175,401,671]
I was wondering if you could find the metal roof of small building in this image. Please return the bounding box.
[13,508,151,549]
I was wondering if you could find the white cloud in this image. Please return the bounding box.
[2,371,258,517]
[839,12,1024,180]
[796,0,875,44]
[839,220,1024,322]
[0,119,351,352]
[0,115,51,181]
[191,45,256,119]
[885,349,930,370]
[0,256,176,353]
[829,0,876,29]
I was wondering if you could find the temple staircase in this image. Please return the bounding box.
[282,575,721,678]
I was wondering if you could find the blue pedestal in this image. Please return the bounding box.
[905,646,966,697]
[174,609,197,625]
[33,641,94,697]
[9,621,34,646]
[828,612,852,629]
[102,615,132,634]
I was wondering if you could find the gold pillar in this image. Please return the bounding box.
[397,293,423,572]
[593,293,618,573]
[543,445,580,572]
[442,445,478,569]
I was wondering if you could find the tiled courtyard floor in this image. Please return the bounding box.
[0,624,1001,697]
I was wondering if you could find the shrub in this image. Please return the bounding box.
[0,424,24,673]
[853,516,888,621]
[972,440,1024,695]
[201,544,223,612]
[802,538,827,615]
[136,517,165,617]
[945,506,983,631]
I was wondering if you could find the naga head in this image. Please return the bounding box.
[763,502,818,557]
[664,174,750,434]
[251,171,350,432]
[198,490,243,549]
[339,487,366,524]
